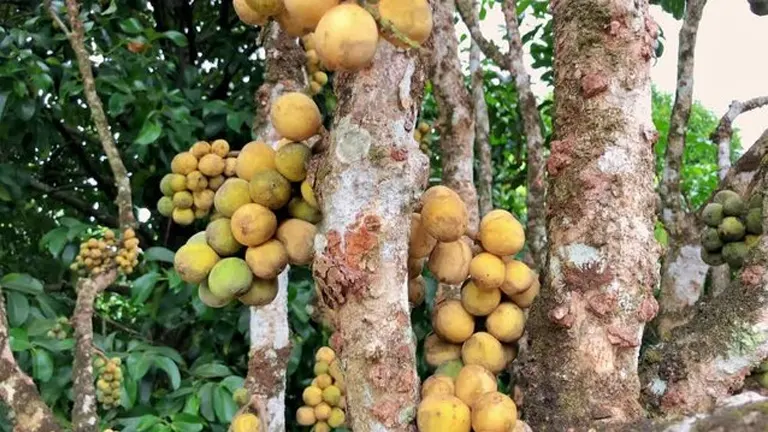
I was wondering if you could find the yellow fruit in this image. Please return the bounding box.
[454,365,497,407]
[301,180,319,209]
[435,359,464,379]
[510,276,539,308]
[233,0,268,25]
[231,413,260,432]
[501,260,534,296]
[461,280,500,316]
[421,375,455,398]
[167,173,187,192]
[245,239,288,279]
[288,197,322,223]
[236,141,277,181]
[214,178,252,217]
[479,210,525,256]
[190,141,211,159]
[186,170,208,192]
[173,191,194,209]
[231,203,277,247]
[503,344,518,366]
[171,152,198,175]
[313,402,332,421]
[157,196,174,217]
[417,395,471,432]
[199,154,226,177]
[469,253,505,291]
[249,169,291,209]
[408,257,424,278]
[322,385,341,406]
[283,0,339,32]
[419,122,430,133]
[313,71,328,85]
[427,240,472,284]
[314,422,330,432]
[314,361,329,376]
[378,0,433,47]
[424,333,462,368]
[211,139,230,158]
[276,9,307,37]
[309,81,323,95]
[471,392,517,432]
[238,277,278,306]
[194,207,210,219]
[160,173,177,196]
[244,0,283,17]
[198,280,232,308]
[193,189,215,211]
[208,257,253,299]
[270,93,322,142]
[174,243,220,284]
[408,276,426,307]
[461,332,505,374]
[206,218,242,256]
[316,347,335,363]
[303,385,323,406]
[432,300,474,343]
[315,374,333,389]
[224,157,237,177]
[275,142,312,182]
[327,408,345,428]
[208,175,226,191]
[486,302,526,343]
[296,406,316,426]
[421,186,469,242]
[276,219,316,265]
[173,207,195,226]
[409,213,437,258]
[314,4,379,71]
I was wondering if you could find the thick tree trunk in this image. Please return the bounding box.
[470,18,493,218]
[656,0,708,336]
[312,42,427,432]
[522,0,659,428]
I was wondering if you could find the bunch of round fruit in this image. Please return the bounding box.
[46,316,70,340]
[229,412,261,432]
[302,34,330,95]
[296,347,346,431]
[157,139,237,226]
[234,0,433,72]
[94,356,123,410]
[700,190,763,269]
[414,121,432,155]
[71,229,141,276]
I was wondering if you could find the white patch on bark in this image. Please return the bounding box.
[0,381,15,402]
[650,377,667,395]
[563,243,601,268]
[598,146,632,174]
[332,117,373,165]
[397,61,415,111]
[666,245,708,306]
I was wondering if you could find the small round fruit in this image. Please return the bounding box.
[211,139,230,158]
[303,386,323,406]
[322,385,341,406]
[157,196,174,217]
[316,347,336,364]
[231,203,277,247]
[233,0,268,25]
[171,152,198,175]
[408,257,424,278]
[245,239,289,279]
[225,157,237,177]
[435,359,464,379]
[471,392,517,432]
[236,141,276,181]
[206,218,242,256]
[327,408,345,428]
[486,302,526,343]
[314,422,330,432]
[314,4,379,71]
[432,300,474,343]
[723,241,749,268]
[161,173,185,195]
[454,364,497,407]
[469,252,505,290]
[190,141,211,158]
[276,219,316,265]
[283,0,340,32]
[231,413,260,432]
[746,207,763,234]
[421,375,455,398]
[510,276,539,308]
[501,260,534,296]
[409,213,437,258]
[232,388,249,406]
[424,333,462,367]
[314,361,329,376]
[378,0,433,47]
[208,175,226,191]
[186,170,208,192]
[199,154,226,177]
[208,257,254,299]
[702,202,725,227]
[288,197,322,223]
[461,332,505,374]
[314,402,332,421]
[275,142,312,182]
[427,240,472,284]
[718,216,746,242]
[409,276,426,307]
[198,280,232,308]
[461,280,501,316]
[270,93,322,142]
[238,278,279,306]
[244,0,283,17]
[173,191,194,209]
[214,178,252,217]
[479,210,525,256]
[417,395,471,432]
[249,169,291,210]
[187,231,208,245]
[421,186,469,242]
[315,374,333,389]
[301,180,319,209]
[174,243,220,284]
[193,189,215,211]
[296,406,316,426]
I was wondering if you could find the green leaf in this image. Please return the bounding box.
[226,111,245,132]
[191,362,231,378]
[212,385,237,423]
[1,273,43,294]
[103,0,118,15]
[10,328,31,351]
[0,184,10,201]
[41,227,68,257]
[33,338,75,352]
[19,99,35,121]
[144,247,175,263]
[127,351,154,381]
[154,356,181,390]
[132,272,160,303]
[135,118,162,146]
[0,91,8,121]
[219,376,245,393]
[198,382,215,422]
[163,31,188,47]
[119,18,144,34]
[6,291,29,326]
[171,413,203,432]
[33,349,54,382]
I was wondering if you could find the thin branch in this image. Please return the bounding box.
[455,0,508,67]
[27,177,119,227]
[470,6,492,217]
[713,96,768,180]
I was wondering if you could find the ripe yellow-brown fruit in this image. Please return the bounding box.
[303,385,323,406]
[199,154,226,177]
[231,203,277,247]
[322,385,341,406]
[233,0,268,25]
[471,392,517,432]
[314,422,330,432]
[486,302,526,343]
[408,257,424,278]
[244,0,282,17]
[186,170,208,192]
[501,260,534,296]
[238,277,278,306]
[421,186,469,242]
[198,281,232,308]
[503,344,518,366]
[314,361,329,376]
[270,93,322,142]
[225,157,237,177]
[433,300,474,343]
[195,207,210,219]
[276,219,316,265]
[314,347,334,365]
[409,213,437,258]
[173,208,195,225]
[190,141,210,158]
[206,218,242,256]
[171,152,198,175]
[157,196,174,217]
[424,333,462,367]
[313,402,332,421]
[284,0,339,32]
[245,239,288,279]
[296,406,316,426]
[236,141,276,181]
[409,276,426,307]
[461,280,501,316]
[479,210,525,256]
[208,175,226,191]
[301,180,319,209]
[276,9,306,37]
[214,178,252,217]
[469,252,505,290]
[314,4,379,71]
[193,189,215,211]
[168,173,187,192]
[421,375,455,398]
[461,332,505,374]
[454,365,497,407]
[327,408,345,428]
[275,142,312,182]
[174,243,220,284]
[378,0,433,47]
[417,395,471,432]
[208,257,253,299]
[315,374,333,389]
[510,276,539,308]
[288,198,322,223]
[173,191,194,209]
[211,139,230,158]
[231,413,260,432]
[427,240,472,284]
[249,169,291,210]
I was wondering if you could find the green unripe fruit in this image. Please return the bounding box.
[198,281,232,308]
[758,371,768,389]
[207,258,254,300]
[746,235,761,248]
[249,169,291,210]
[701,228,723,252]
[94,358,105,368]
[746,208,763,235]
[723,195,746,217]
[205,218,242,256]
[321,385,341,406]
[233,388,249,406]
[749,194,763,209]
[714,189,740,205]
[701,203,724,228]
[173,191,194,209]
[718,217,746,242]
[157,196,174,217]
[435,359,464,379]
[288,198,322,224]
[275,143,311,182]
[723,242,748,268]
[700,248,724,266]
[160,173,177,196]
[314,361,329,376]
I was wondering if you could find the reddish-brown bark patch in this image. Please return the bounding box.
[637,295,659,322]
[586,291,617,317]
[390,147,408,161]
[581,72,609,98]
[549,304,575,328]
[741,265,765,287]
[606,325,640,347]
[246,344,292,395]
[547,139,575,176]
[371,397,403,427]
[562,261,613,293]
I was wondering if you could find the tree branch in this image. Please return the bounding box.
[470,1,492,218]
[455,0,508,67]
[27,177,119,227]
[714,96,768,180]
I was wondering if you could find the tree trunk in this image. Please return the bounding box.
[656,0,708,336]
[312,41,427,432]
[522,0,659,428]
[470,17,493,218]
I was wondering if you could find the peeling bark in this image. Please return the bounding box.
[312,42,427,432]
[713,96,768,181]
[469,3,492,218]
[522,0,659,428]
[432,0,479,235]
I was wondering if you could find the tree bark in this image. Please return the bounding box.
[470,7,492,218]
[432,0,479,235]
[522,0,659,428]
[713,96,768,181]
[312,42,427,431]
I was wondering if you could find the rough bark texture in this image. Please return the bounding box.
[432,0,479,234]
[656,0,708,336]
[244,24,306,432]
[713,96,768,181]
[522,0,659,428]
[469,6,493,218]
[709,129,768,201]
[312,42,427,432]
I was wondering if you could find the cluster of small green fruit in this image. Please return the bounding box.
[700,190,763,269]
[46,317,70,340]
[94,356,123,410]
[413,121,432,155]
[296,347,346,431]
